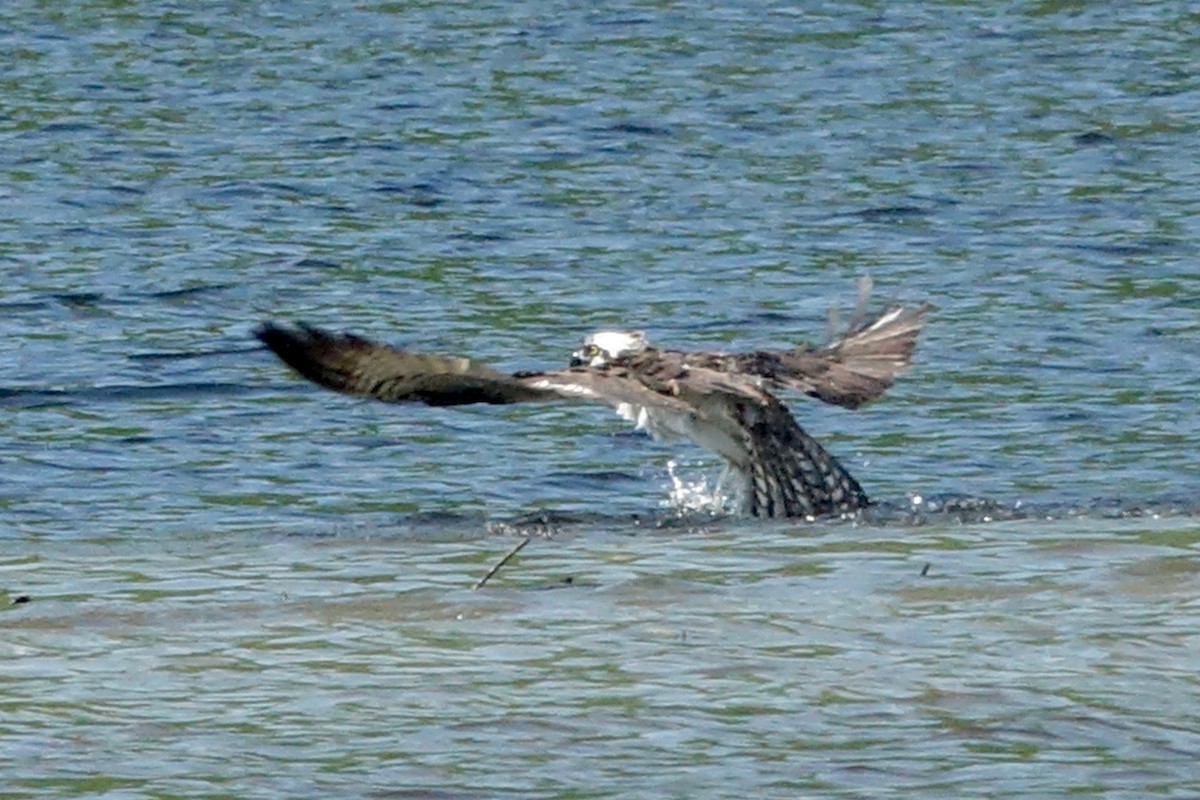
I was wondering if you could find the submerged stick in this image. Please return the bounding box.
[473,536,531,590]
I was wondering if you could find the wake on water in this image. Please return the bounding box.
[652,459,1197,530]
[374,458,1200,539]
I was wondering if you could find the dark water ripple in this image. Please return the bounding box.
[1,1,1199,797]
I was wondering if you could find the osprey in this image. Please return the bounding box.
[255,289,928,519]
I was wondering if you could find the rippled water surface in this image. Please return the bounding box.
[2,1,1199,797]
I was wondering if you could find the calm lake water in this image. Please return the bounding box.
[3,1,1199,797]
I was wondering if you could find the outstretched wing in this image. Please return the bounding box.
[684,303,930,410]
[255,322,694,413]
[761,303,930,409]
[256,323,552,406]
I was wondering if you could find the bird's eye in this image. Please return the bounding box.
[585,345,600,357]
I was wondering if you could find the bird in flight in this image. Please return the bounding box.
[256,285,928,519]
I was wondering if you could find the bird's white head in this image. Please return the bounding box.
[571,330,649,367]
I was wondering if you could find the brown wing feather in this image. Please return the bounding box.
[684,303,929,410]
[255,323,556,406]
[766,303,930,409]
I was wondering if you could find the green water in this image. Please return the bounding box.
[2,0,1199,797]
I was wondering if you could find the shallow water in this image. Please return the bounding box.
[6,518,1200,797]
[2,1,1200,797]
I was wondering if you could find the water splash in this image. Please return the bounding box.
[663,460,732,516]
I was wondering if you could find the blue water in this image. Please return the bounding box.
[2,2,1199,797]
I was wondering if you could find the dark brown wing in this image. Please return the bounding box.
[759,303,929,409]
[256,323,555,406]
[255,322,695,412]
[683,303,929,410]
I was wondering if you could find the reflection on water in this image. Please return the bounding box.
[2,0,1199,795]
